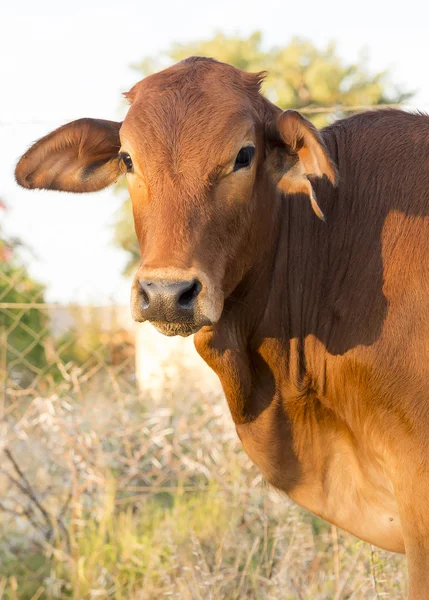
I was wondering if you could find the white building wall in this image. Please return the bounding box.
[134,322,222,399]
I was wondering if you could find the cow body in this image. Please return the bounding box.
[15,58,429,598]
[196,109,429,557]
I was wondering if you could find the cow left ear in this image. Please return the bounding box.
[15,118,123,193]
[267,110,338,220]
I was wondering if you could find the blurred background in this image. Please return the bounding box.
[0,0,426,597]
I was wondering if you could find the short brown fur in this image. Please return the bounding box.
[15,58,429,599]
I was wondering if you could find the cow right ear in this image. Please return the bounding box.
[266,110,337,220]
[15,118,124,193]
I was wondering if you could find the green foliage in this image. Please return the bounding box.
[1,202,134,392]
[135,33,411,120]
[114,32,412,273]
[53,483,230,598]
[112,195,139,277]
[0,219,48,383]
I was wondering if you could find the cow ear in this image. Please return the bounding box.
[267,110,337,220]
[15,118,124,193]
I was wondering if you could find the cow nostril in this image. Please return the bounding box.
[178,279,202,309]
[140,282,150,309]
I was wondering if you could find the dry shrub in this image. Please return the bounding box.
[0,358,407,599]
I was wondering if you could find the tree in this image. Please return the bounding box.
[114,32,412,273]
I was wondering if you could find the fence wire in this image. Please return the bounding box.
[0,267,408,598]
[0,272,136,405]
[0,279,266,565]
[0,102,413,129]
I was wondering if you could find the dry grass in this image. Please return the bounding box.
[0,357,408,599]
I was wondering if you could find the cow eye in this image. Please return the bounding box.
[119,152,133,173]
[233,146,255,172]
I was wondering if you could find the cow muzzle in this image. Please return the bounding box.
[131,268,224,337]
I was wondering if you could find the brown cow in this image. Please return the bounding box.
[15,57,429,598]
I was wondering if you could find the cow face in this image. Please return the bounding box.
[15,58,336,337]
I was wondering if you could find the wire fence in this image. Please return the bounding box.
[0,265,409,597]
[0,102,418,129]
[0,280,136,407]
[0,276,278,596]
[0,261,247,502]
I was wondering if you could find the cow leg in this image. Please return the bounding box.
[395,474,429,600]
[406,545,429,600]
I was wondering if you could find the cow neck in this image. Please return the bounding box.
[195,181,284,424]
[255,196,329,394]
[195,184,330,426]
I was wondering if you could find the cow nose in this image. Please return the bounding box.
[139,279,202,321]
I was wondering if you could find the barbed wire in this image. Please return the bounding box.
[0,102,419,129]
[0,302,128,309]
[300,103,405,114]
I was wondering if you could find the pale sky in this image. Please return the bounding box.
[1,0,428,304]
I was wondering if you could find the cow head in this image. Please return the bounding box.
[15,57,337,337]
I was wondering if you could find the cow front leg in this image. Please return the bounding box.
[395,473,429,600]
[406,544,429,600]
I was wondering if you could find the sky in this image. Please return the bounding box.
[1,0,428,305]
